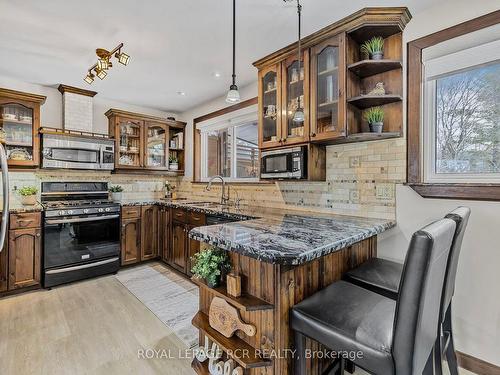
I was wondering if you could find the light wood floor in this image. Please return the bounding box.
[0,262,476,375]
[0,264,193,375]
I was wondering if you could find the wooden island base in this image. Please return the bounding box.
[192,236,377,375]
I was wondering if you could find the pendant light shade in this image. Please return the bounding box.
[226,0,240,103]
[293,107,305,123]
[291,0,304,123]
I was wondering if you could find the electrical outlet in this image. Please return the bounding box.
[376,184,395,200]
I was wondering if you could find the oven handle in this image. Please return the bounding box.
[45,214,119,225]
[45,257,119,274]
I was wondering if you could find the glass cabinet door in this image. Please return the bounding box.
[259,63,281,149]
[311,34,345,140]
[282,51,309,144]
[117,118,143,168]
[145,122,168,169]
[0,103,34,163]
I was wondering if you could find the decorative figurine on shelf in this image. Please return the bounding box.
[360,36,384,60]
[164,180,175,199]
[364,106,385,133]
[366,82,386,96]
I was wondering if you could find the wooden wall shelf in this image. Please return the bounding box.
[192,277,274,312]
[347,59,402,78]
[347,94,402,109]
[192,311,272,369]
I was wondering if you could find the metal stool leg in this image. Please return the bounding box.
[295,331,307,375]
[444,305,459,375]
[423,349,434,375]
[434,335,444,375]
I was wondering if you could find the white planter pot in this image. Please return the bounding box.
[21,195,37,206]
[169,163,179,171]
[111,192,122,202]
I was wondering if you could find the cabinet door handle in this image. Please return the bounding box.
[36,233,41,237]
[311,132,316,137]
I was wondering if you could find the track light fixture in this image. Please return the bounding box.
[84,43,129,84]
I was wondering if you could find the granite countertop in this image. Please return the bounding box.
[0,201,44,214]
[120,198,395,265]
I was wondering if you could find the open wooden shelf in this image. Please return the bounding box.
[345,132,401,143]
[192,277,274,312]
[347,94,402,109]
[191,359,210,375]
[192,311,272,369]
[348,59,402,78]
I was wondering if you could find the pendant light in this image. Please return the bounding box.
[226,0,240,103]
[292,0,304,123]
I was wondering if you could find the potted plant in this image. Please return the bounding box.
[169,155,179,171]
[191,247,231,288]
[109,185,124,202]
[18,186,38,206]
[360,36,384,60]
[364,107,384,133]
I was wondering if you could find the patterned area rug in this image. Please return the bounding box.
[115,264,199,348]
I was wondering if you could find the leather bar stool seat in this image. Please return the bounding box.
[292,280,396,374]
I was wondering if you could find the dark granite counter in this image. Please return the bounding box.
[1,202,44,214]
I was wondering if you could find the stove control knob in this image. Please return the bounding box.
[83,209,89,214]
[59,210,66,216]
[105,207,110,212]
[67,210,74,215]
[98,208,104,213]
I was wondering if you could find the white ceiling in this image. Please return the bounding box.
[0,0,434,113]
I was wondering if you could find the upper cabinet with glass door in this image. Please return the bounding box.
[145,122,168,169]
[258,63,282,149]
[310,34,346,141]
[281,51,310,145]
[0,88,46,167]
[116,117,143,169]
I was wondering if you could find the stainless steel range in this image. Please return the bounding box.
[41,182,120,288]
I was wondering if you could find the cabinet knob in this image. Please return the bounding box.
[311,132,316,137]
[282,138,287,143]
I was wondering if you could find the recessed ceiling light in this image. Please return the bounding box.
[177,91,186,96]
[212,72,222,78]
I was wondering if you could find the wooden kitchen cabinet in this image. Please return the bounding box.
[121,217,141,266]
[171,220,187,273]
[158,206,171,262]
[0,218,7,292]
[8,227,41,290]
[106,108,186,174]
[187,225,201,277]
[0,88,46,168]
[141,205,158,261]
[258,63,282,149]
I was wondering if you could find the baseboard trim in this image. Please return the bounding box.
[457,351,500,375]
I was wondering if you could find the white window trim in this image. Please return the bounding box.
[198,104,259,183]
[422,39,500,183]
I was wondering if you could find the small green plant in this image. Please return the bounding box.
[169,155,178,164]
[360,36,384,56]
[109,185,124,193]
[18,186,38,196]
[191,247,231,288]
[364,107,384,124]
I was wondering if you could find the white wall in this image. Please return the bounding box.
[377,0,500,366]
[0,75,177,134]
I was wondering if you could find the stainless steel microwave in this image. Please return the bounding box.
[260,146,306,179]
[42,134,115,170]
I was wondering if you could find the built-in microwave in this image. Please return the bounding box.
[260,146,306,179]
[42,134,115,170]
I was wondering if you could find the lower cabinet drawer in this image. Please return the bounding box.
[189,211,206,225]
[172,208,187,223]
[9,212,41,230]
[122,206,141,219]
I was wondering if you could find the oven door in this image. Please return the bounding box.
[261,151,292,178]
[44,214,120,269]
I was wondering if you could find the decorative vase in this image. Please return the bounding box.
[21,195,37,206]
[371,51,384,60]
[169,163,179,171]
[111,192,122,202]
[369,122,384,133]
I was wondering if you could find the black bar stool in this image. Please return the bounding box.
[344,207,470,375]
[291,218,457,375]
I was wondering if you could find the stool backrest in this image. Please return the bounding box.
[442,207,470,318]
[392,218,456,375]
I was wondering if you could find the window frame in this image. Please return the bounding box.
[198,104,259,183]
[406,10,500,201]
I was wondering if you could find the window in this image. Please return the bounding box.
[199,105,259,182]
[423,38,500,183]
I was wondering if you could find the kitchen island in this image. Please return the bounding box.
[188,209,395,375]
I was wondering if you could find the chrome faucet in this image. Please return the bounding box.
[205,175,229,205]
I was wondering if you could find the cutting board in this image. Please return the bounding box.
[209,297,256,338]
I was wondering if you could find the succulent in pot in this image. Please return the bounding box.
[191,247,231,288]
[360,36,384,60]
[169,155,179,171]
[18,186,38,206]
[364,107,384,133]
[109,185,124,202]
